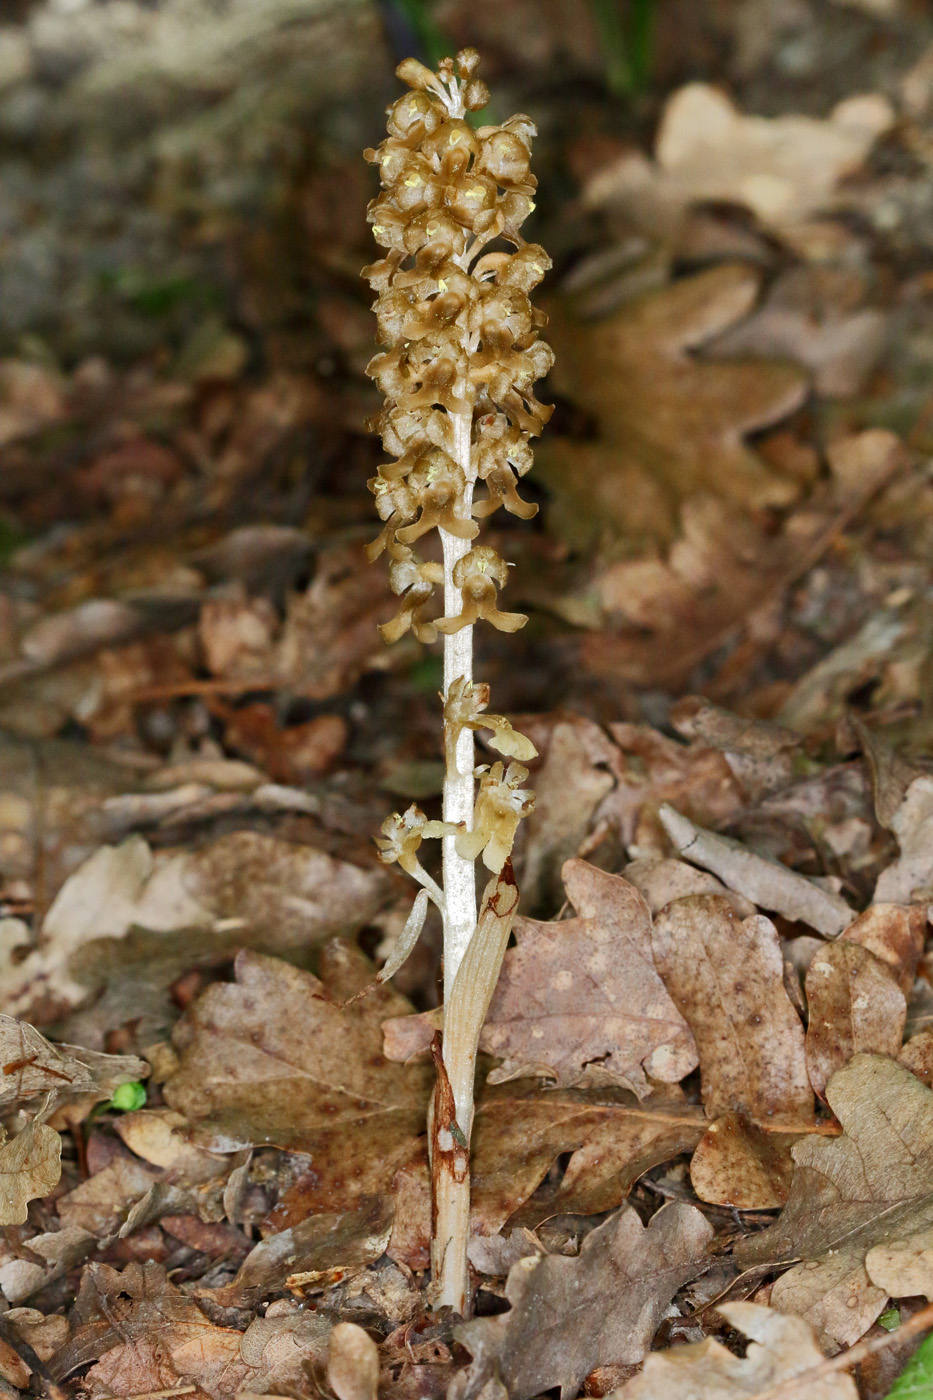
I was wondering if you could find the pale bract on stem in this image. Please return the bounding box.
[363,47,552,1314]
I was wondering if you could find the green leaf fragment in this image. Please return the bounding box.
[110,1081,147,1112]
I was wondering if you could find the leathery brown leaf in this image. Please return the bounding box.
[737,1055,933,1352]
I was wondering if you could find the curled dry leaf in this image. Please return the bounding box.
[481,859,697,1094]
[616,1301,858,1399]
[737,1055,933,1351]
[660,805,855,937]
[327,1322,380,1400]
[652,895,813,1124]
[874,776,933,903]
[455,1203,712,1400]
[584,81,894,229]
[805,941,906,1100]
[542,263,807,550]
[205,1195,393,1306]
[0,1120,62,1226]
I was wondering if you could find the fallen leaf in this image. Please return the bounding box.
[206,1195,393,1306]
[542,264,807,549]
[842,904,926,995]
[660,805,855,937]
[0,1224,95,1304]
[597,721,744,851]
[294,1082,705,1271]
[624,856,756,918]
[56,1153,160,1237]
[707,265,889,397]
[652,895,813,1123]
[0,1120,61,1226]
[7,829,388,1023]
[777,605,915,736]
[737,1055,933,1350]
[874,776,933,903]
[481,859,697,1093]
[669,695,801,800]
[584,82,893,229]
[805,941,906,1099]
[164,946,432,1208]
[0,360,67,448]
[690,1113,796,1210]
[455,1203,712,1400]
[519,716,616,912]
[615,1301,858,1398]
[328,1322,380,1400]
[580,429,903,688]
[0,1014,147,1110]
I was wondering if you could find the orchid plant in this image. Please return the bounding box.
[363,48,552,1314]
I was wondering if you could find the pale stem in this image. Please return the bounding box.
[440,407,477,1000]
[433,405,477,1315]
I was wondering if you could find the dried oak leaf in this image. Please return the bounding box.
[52,1258,327,1400]
[581,428,903,688]
[385,1086,705,1268]
[805,941,906,1100]
[616,1301,858,1399]
[596,721,744,851]
[736,1054,933,1351]
[690,1114,798,1211]
[541,263,807,549]
[0,1120,62,1226]
[519,715,617,912]
[481,859,698,1093]
[455,1202,712,1400]
[0,1014,147,1111]
[6,829,388,1025]
[584,82,893,230]
[652,895,813,1124]
[164,945,432,1209]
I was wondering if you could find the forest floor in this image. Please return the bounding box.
[2,1,933,1397]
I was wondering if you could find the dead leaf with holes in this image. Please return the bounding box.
[541,263,807,550]
[736,1054,933,1351]
[616,1302,858,1399]
[455,1202,712,1400]
[480,859,698,1094]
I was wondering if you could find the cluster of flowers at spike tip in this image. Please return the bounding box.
[362,47,554,644]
